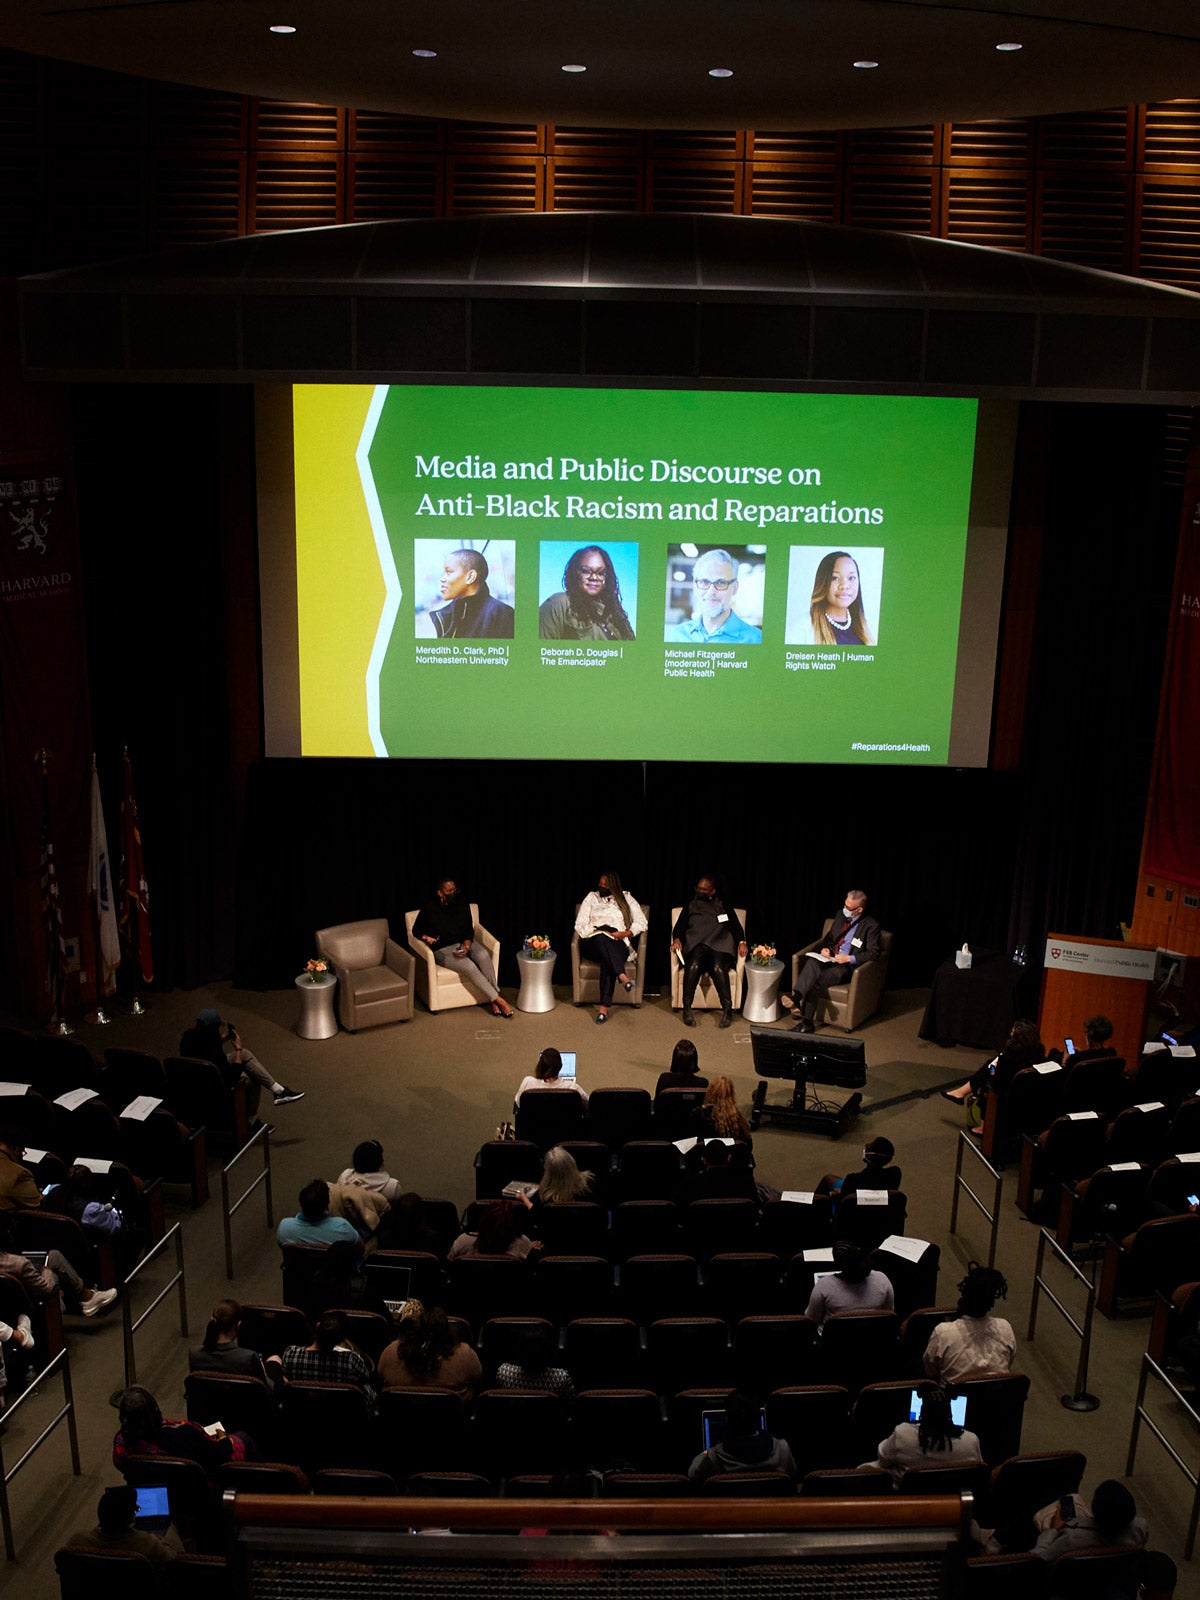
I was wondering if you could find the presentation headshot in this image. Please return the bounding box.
[664,544,765,645]
[414,540,516,639]
[785,546,883,647]
[538,542,638,641]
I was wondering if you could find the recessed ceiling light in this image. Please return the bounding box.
[562,63,587,74]
[269,23,296,33]
[709,67,733,78]
[996,41,1023,51]
[853,59,879,69]
[412,48,437,58]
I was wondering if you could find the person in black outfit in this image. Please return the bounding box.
[781,889,882,1032]
[817,1135,902,1197]
[655,1037,709,1097]
[942,1018,1046,1106]
[672,873,747,1028]
[675,1138,758,1206]
[429,548,515,639]
[412,876,514,1017]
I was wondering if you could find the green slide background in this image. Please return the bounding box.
[364,386,979,764]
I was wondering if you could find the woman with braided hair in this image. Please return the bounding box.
[869,1384,984,1480]
[923,1262,1016,1383]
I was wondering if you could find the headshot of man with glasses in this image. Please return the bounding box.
[666,546,763,644]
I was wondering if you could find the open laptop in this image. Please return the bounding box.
[700,1405,767,1452]
[132,1484,171,1532]
[909,1388,967,1426]
[558,1052,577,1079]
[364,1260,412,1319]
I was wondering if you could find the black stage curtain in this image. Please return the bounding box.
[60,387,1177,1002]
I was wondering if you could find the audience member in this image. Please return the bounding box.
[377,1300,482,1399]
[188,1298,276,1386]
[272,1309,377,1409]
[520,1145,594,1225]
[805,1240,894,1328]
[276,1179,361,1251]
[495,1323,574,1399]
[0,1128,42,1211]
[0,1210,117,1316]
[112,1384,254,1473]
[383,1191,445,1255]
[0,1311,34,1410]
[675,1138,758,1206]
[817,1136,901,1198]
[1032,1479,1148,1561]
[67,1484,183,1576]
[655,1038,709,1098]
[866,1384,983,1480]
[337,1140,401,1206]
[942,1019,1047,1109]
[688,1389,797,1484]
[687,1076,753,1148]
[1055,1014,1117,1067]
[179,1007,304,1116]
[923,1263,1015,1383]
[449,1198,536,1260]
[515,1047,588,1108]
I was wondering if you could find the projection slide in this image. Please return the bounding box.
[292,384,982,764]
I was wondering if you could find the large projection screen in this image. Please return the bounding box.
[260,383,1015,766]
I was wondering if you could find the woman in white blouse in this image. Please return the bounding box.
[574,869,648,1024]
[514,1047,589,1108]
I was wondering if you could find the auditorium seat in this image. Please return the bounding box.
[101,1046,169,1112]
[514,1088,587,1148]
[766,1386,853,1474]
[446,1253,532,1331]
[1104,1103,1170,1168]
[535,1200,611,1258]
[378,1385,469,1482]
[184,1371,279,1453]
[980,1063,1064,1166]
[898,1307,958,1377]
[564,1316,645,1391]
[958,1371,1031,1463]
[279,1379,377,1474]
[647,1317,732,1395]
[164,1054,248,1149]
[475,1138,542,1199]
[312,1467,399,1496]
[816,1310,901,1392]
[652,1089,707,1141]
[316,917,415,1029]
[55,1547,160,1600]
[1097,1212,1200,1318]
[827,1190,907,1252]
[682,1197,759,1259]
[791,922,893,1032]
[1055,1163,1152,1253]
[572,1387,664,1472]
[34,1034,103,1100]
[895,1459,991,1504]
[702,1470,795,1496]
[616,1141,684,1202]
[802,1466,894,1496]
[473,1387,569,1483]
[217,1460,310,1495]
[534,1253,613,1323]
[237,1303,311,1358]
[669,907,748,1012]
[556,1141,613,1206]
[406,1470,493,1498]
[620,1254,699,1324]
[601,1471,693,1497]
[759,1196,834,1257]
[703,1253,782,1322]
[963,1552,1050,1600]
[733,1314,817,1392]
[986,1450,1087,1553]
[612,1200,683,1259]
[587,1087,654,1149]
[851,1379,934,1465]
[478,1315,557,1382]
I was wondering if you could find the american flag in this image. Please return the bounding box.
[118,750,153,985]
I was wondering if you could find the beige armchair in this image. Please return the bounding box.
[791,919,893,1032]
[404,903,501,1012]
[315,918,414,1031]
[571,903,649,1007]
[669,906,747,1011]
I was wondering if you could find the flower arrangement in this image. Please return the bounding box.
[304,956,331,983]
[750,942,777,967]
[523,934,552,959]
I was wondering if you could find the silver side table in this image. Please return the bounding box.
[742,958,784,1023]
[516,950,557,1013]
[295,973,338,1039]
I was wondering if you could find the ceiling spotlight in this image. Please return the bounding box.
[412,48,437,58]
[269,23,296,33]
[853,59,879,69]
[562,63,587,73]
[709,67,733,78]
[996,41,1023,51]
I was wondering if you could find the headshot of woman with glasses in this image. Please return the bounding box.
[538,544,637,641]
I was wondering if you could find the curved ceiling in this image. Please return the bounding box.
[4,1,1200,131]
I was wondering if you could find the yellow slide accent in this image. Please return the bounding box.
[294,385,379,756]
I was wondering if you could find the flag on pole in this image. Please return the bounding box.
[118,751,153,985]
[39,757,69,1021]
[89,763,121,995]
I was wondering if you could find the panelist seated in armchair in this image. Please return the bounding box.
[781,889,881,1033]
[413,877,513,1018]
[574,869,648,1025]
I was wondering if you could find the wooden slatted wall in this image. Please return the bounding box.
[6,49,1200,294]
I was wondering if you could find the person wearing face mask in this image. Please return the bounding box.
[573,869,648,1024]
[413,876,514,1018]
[780,890,882,1033]
[672,873,748,1029]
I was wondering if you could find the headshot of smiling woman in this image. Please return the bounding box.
[539,544,636,641]
[809,550,876,646]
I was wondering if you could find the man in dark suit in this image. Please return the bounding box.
[781,889,882,1032]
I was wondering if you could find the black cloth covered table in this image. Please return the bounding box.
[919,949,1021,1050]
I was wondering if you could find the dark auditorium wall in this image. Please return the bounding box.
[0,47,1191,1001]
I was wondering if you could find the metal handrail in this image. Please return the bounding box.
[0,1348,80,1560]
[949,1129,1002,1267]
[220,1123,274,1279]
[122,1221,188,1386]
[1027,1226,1099,1412]
[1126,1353,1200,1558]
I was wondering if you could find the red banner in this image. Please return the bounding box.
[1144,489,1200,888]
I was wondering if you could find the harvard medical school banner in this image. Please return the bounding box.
[0,462,91,1017]
[1145,493,1200,888]
[293,385,979,765]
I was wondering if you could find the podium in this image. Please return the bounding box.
[1038,934,1156,1065]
